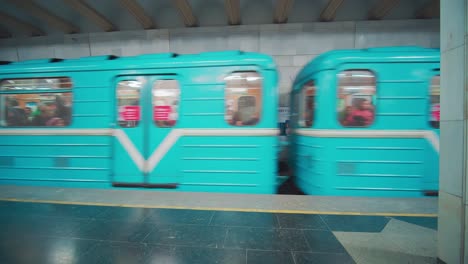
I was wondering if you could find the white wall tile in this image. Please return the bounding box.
[441,0,465,52]
[259,23,303,31]
[292,54,317,67]
[355,19,439,48]
[16,36,56,60]
[441,45,466,121]
[274,56,293,67]
[438,191,463,264]
[259,29,300,55]
[296,30,355,54]
[89,32,121,56]
[440,120,465,197]
[278,66,300,87]
[226,31,259,52]
[60,34,91,58]
[170,31,229,54]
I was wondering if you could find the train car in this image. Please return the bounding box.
[290,46,440,197]
[0,51,279,194]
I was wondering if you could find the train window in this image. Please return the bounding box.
[298,81,316,127]
[225,71,262,126]
[0,77,72,127]
[429,75,440,128]
[337,70,376,127]
[153,79,180,128]
[117,80,141,128]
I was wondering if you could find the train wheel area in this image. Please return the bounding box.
[0,185,437,263]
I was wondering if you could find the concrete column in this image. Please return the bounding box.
[438,0,468,263]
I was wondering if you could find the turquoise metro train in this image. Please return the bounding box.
[0,46,440,197]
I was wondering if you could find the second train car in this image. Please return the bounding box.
[290,46,440,197]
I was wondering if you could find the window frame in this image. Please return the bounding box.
[336,69,377,128]
[429,74,440,129]
[297,80,316,128]
[0,77,73,128]
[224,71,262,127]
[116,79,142,128]
[152,79,180,128]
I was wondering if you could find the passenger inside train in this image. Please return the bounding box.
[340,98,375,127]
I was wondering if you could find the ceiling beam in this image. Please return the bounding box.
[173,0,198,27]
[368,0,400,20]
[274,0,294,24]
[320,0,345,22]
[225,0,240,25]
[64,0,116,32]
[416,0,440,19]
[0,11,45,36]
[7,0,79,34]
[119,0,155,29]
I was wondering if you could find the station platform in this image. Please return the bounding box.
[0,185,438,263]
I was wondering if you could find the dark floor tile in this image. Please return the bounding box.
[0,202,106,219]
[0,215,88,239]
[277,214,328,230]
[73,219,154,242]
[393,216,438,230]
[302,230,346,254]
[247,250,294,264]
[320,215,390,232]
[78,241,174,264]
[293,252,355,264]
[144,224,227,248]
[95,206,153,222]
[0,236,98,264]
[145,208,214,225]
[224,227,309,251]
[172,246,246,264]
[210,211,278,228]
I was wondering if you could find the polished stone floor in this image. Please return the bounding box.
[0,201,437,264]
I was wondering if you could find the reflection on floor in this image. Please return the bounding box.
[0,201,437,264]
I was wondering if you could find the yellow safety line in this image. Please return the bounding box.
[0,198,438,217]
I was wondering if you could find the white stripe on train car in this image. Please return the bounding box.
[0,128,279,173]
[113,129,145,172]
[0,129,113,136]
[294,129,439,153]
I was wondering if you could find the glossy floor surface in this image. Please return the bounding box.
[0,185,438,216]
[0,201,437,264]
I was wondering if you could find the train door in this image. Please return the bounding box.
[112,75,180,187]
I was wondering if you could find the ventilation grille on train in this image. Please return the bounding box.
[337,162,356,175]
[0,157,14,167]
[55,157,69,168]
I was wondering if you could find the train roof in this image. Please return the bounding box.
[0,50,276,75]
[294,46,440,86]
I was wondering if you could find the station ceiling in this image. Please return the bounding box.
[0,0,439,38]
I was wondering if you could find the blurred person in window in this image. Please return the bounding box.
[304,97,314,127]
[304,110,313,127]
[230,111,243,126]
[32,104,52,126]
[46,117,65,127]
[24,107,32,123]
[430,100,440,128]
[339,106,354,125]
[243,112,259,126]
[343,98,374,127]
[55,95,71,125]
[6,99,28,126]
